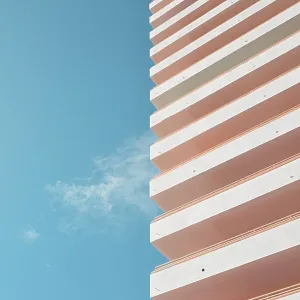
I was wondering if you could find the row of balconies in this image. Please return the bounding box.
[150,2,300,108]
[149,1,300,299]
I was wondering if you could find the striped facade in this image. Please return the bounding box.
[149,0,300,299]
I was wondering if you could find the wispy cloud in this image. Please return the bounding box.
[46,131,159,234]
[23,227,40,243]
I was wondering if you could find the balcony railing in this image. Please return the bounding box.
[152,153,300,223]
[152,104,300,180]
[153,210,300,273]
[249,283,300,299]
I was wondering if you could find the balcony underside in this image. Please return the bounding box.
[150,8,300,109]
[152,246,300,300]
[150,33,300,138]
[151,0,259,63]
[150,0,173,14]
[151,69,300,171]
[150,0,225,45]
[151,0,297,85]
[151,218,300,300]
[249,284,300,299]
[150,0,198,29]
[151,157,300,259]
[151,109,300,211]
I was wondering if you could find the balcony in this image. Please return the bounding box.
[150,4,300,109]
[151,156,300,259]
[151,67,300,171]
[150,108,300,211]
[150,0,198,29]
[151,0,259,63]
[150,0,224,45]
[151,216,300,300]
[150,0,173,15]
[249,284,300,299]
[150,31,300,138]
[151,0,297,84]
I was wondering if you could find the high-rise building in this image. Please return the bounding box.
[148,0,300,299]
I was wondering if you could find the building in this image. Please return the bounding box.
[148,0,300,299]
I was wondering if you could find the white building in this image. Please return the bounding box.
[149,0,300,299]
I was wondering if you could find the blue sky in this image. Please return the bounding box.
[0,1,165,299]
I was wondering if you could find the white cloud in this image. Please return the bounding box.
[46,131,159,234]
[23,227,40,243]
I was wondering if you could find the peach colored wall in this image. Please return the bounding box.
[149,0,300,299]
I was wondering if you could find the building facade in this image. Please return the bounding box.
[149,0,300,299]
